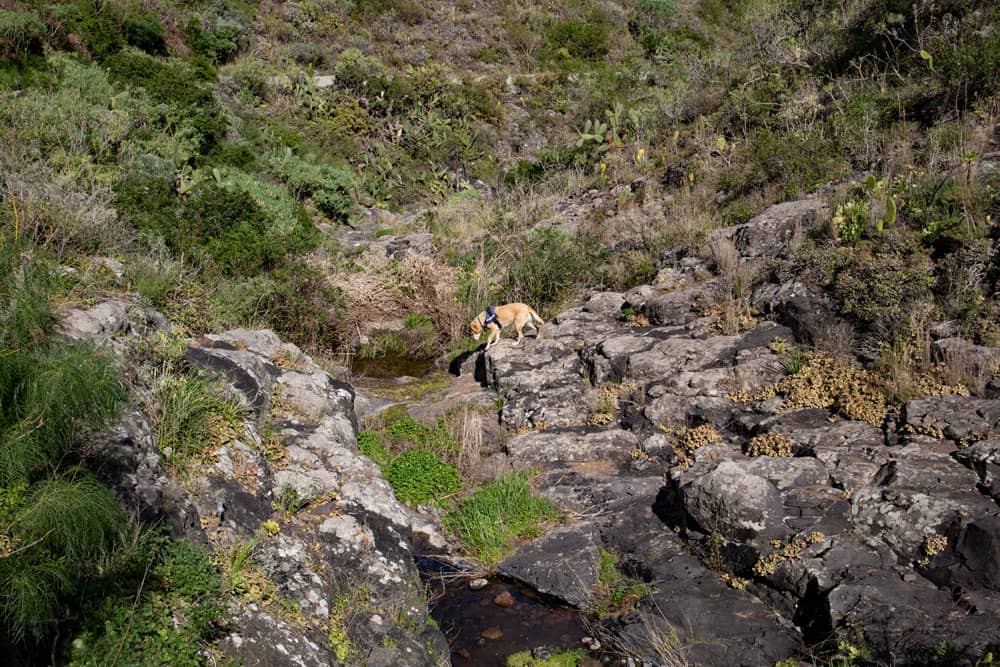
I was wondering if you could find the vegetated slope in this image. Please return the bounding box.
[0,0,998,663]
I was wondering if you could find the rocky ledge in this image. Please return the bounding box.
[464,199,1000,666]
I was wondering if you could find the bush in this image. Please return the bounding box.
[500,227,601,312]
[384,450,461,506]
[0,9,46,59]
[830,232,936,333]
[182,183,285,275]
[268,150,355,223]
[546,12,612,60]
[183,15,241,64]
[259,259,344,352]
[67,537,225,666]
[105,49,225,151]
[442,471,560,567]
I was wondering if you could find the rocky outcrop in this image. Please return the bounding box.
[77,309,449,667]
[461,197,1000,665]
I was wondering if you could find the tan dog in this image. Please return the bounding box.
[469,303,544,350]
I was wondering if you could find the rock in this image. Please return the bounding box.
[752,281,847,346]
[506,428,639,464]
[903,395,1000,443]
[468,578,488,591]
[60,301,130,342]
[954,439,1000,502]
[480,626,503,640]
[581,291,626,319]
[493,591,515,608]
[497,524,602,609]
[96,327,453,667]
[707,197,828,260]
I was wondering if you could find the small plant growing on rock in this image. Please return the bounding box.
[591,548,654,617]
[918,533,949,568]
[753,532,825,578]
[745,432,793,458]
[674,424,721,460]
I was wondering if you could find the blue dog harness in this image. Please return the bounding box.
[483,305,498,326]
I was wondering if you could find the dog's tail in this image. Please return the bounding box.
[528,307,545,325]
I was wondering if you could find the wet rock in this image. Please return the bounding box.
[497,524,602,609]
[480,626,503,640]
[493,591,515,608]
[468,577,488,591]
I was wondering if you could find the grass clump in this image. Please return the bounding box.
[507,648,588,666]
[443,471,561,568]
[151,371,245,471]
[590,548,653,617]
[0,236,127,645]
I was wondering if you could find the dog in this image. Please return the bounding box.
[469,303,544,350]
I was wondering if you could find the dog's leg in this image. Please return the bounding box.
[486,324,500,350]
[512,320,524,346]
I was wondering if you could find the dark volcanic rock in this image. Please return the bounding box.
[903,395,1000,443]
[497,524,602,609]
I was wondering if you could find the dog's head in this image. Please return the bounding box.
[469,317,484,340]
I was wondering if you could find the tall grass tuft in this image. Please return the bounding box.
[0,235,126,642]
[442,471,560,568]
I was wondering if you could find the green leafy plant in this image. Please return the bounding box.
[384,450,461,506]
[68,537,226,666]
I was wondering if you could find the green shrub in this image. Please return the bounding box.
[182,182,285,275]
[443,471,560,567]
[123,8,167,56]
[259,259,344,352]
[67,537,225,666]
[357,430,392,468]
[333,48,391,97]
[268,150,355,223]
[628,0,681,57]
[500,227,600,312]
[183,15,241,64]
[0,9,46,58]
[384,450,461,506]
[546,12,612,60]
[829,232,936,333]
[105,49,225,151]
